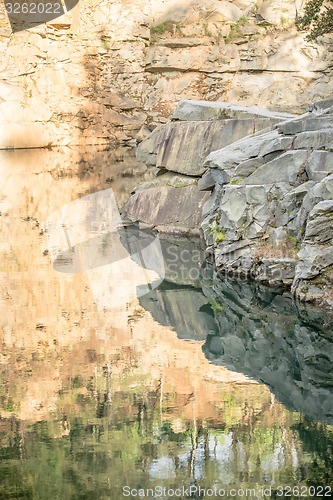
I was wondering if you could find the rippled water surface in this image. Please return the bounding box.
[0,148,332,499]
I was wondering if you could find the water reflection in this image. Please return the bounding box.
[46,189,165,309]
[0,147,332,499]
[141,257,333,425]
[202,268,333,425]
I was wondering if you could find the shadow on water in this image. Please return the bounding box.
[138,238,333,425]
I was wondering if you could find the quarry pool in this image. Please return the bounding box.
[0,148,332,499]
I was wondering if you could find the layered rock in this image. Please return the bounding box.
[123,100,290,234]
[202,99,333,308]
[128,98,333,308]
[0,0,332,148]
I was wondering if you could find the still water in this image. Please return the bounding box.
[0,147,332,499]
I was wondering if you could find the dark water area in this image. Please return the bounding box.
[0,147,332,499]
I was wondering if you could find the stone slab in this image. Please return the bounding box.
[172,99,296,122]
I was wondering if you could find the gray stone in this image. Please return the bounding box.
[312,173,333,200]
[304,200,333,244]
[295,244,333,280]
[172,99,296,122]
[123,174,209,234]
[198,170,215,191]
[234,156,265,178]
[294,175,333,229]
[277,115,333,135]
[240,150,310,186]
[157,119,273,176]
[294,281,330,304]
[245,184,270,206]
[214,239,254,256]
[136,124,165,165]
[305,151,333,181]
[221,336,246,358]
[293,130,333,151]
[307,99,333,115]
[220,185,248,228]
[309,199,333,217]
[202,186,222,217]
[256,258,298,285]
[271,227,288,246]
[275,181,315,227]
[142,119,267,176]
[204,130,293,174]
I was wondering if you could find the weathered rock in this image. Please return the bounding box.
[158,38,207,48]
[0,0,332,149]
[204,129,294,181]
[295,244,333,280]
[137,117,280,176]
[257,0,297,26]
[217,183,291,241]
[100,92,140,110]
[156,119,263,175]
[145,43,241,73]
[234,156,266,178]
[305,151,333,181]
[304,201,333,244]
[207,1,243,22]
[123,174,209,234]
[274,181,315,227]
[197,100,333,307]
[220,185,248,229]
[307,99,333,115]
[198,170,215,191]
[293,175,333,232]
[172,100,296,122]
[136,124,165,165]
[294,130,333,151]
[240,150,310,186]
[255,258,298,286]
[277,115,333,135]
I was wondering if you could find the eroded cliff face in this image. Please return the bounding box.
[0,0,332,148]
[123,99,333,309]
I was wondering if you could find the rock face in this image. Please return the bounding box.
[123,101,289,234]
[202,100,333,309]
[129,98,333,308]
[123,173,210,235]
[0,0,332,148]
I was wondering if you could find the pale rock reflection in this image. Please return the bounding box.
[46,188,164,313]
